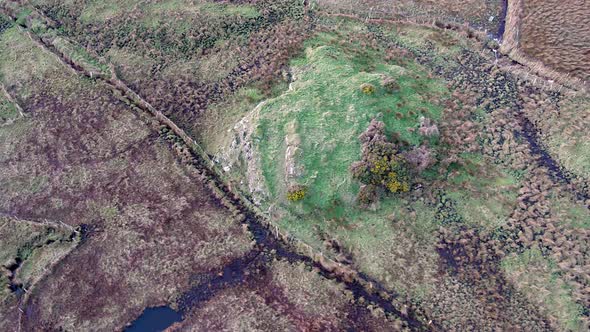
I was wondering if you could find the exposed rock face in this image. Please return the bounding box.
[284,120,304,184]
[219,100,269,205]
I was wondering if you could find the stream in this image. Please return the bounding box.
[496,0,508,40]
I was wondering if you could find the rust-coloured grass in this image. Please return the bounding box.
[519,0,590,83]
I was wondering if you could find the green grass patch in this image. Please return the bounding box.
[253,31,446,211]
[445,153,520,230]
[0,99,19,123]
[215,26,448,294]
[51,36,109,75]
[502,248,585,331]
[550,193,590,229]
[0,27,62,88]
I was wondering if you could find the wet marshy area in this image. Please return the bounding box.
[126,218,427,331]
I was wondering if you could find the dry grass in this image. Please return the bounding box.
[503,248,586,331]
[176,258,405,331]
[315,0,504,32]
[520,0,590,82]
[501,0,590,90]
[0,27,253,331]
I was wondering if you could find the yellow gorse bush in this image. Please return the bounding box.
[370,157,389,175]
[385,171,409,193]
[287,186,306,201]
[369,157,409,193]
[360,83,376,95]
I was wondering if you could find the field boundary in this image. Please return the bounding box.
[320,9,588,95]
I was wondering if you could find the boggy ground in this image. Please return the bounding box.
[0,23,253,330]
[172,257,408,331]
[24,0,309,139]
[1,1,589,331]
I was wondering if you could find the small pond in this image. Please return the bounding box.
[124,306,182,332]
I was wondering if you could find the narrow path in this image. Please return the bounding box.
[0,212,78,233]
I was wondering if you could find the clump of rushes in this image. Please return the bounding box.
[360,83,376,95]
[357,184,378,205]
[286,184,307,202]
[381,76,400,93]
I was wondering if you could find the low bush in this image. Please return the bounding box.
[350,119,410,199]
[381,76,399,93]
[286,184,307,202]
[360,83,375,95]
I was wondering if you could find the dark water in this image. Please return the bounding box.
[124,306,182,332]
[497,0,508,39]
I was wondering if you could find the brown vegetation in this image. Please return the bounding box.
[316,0,504,33]
[501,0,589,90]
[0,27,253,330]
[176,258,408,331]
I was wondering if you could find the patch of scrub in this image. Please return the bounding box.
[79,0,260,25]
